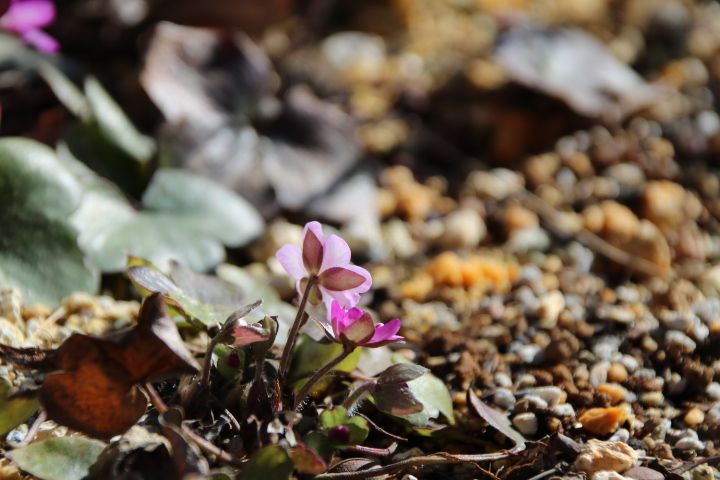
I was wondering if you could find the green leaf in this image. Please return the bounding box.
[319,407,369,445]
[373,357,455,427]
[72,168,264,273]
[0,378,39,436]
[7,437,106,480]
[402,371,455,426]
[241,445,293,480]
[291,336,361,395]
[0,138,99,305]
[84,77,156,162]
[213,344,245,381]
[127,264,238,327]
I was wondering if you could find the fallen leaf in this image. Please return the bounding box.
[467,389,526,452]
[496,27,663,121]
[289,443,327,474]
[37,294,199,439]
[7,437,106,480]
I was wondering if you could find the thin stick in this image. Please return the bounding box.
[344,443,397,457]
[144,382,242,467]
[313,450,515,480]
[521,192,668,278]
[278,277,317,381]
[293,349,351,410]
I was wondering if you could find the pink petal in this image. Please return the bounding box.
[276,243,307,281]
[21,28,57,53]
[2,0,56,32]
[319,234,351,272]
[302,225,324,273]
[303,221,326,243]
[320,286,361,308]
[364,319,403,347]
[330,300,345,337]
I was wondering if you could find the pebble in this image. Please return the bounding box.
[684,407,704,426]
[598,384,628,405]
[665,330,697,352]
[493,388,516,410]
[705,402,720,424]
[706,382,720,400]
[441,208,486,248]
[505,227,551,253]
[608,363,629,383]
[575,439,639,474]
[551,403,576,417]
[623,467,664,480]
[512,412,538,436]
[467,169,524,200]
[592,472,629,480]
[523,395,549,409]
[640,391,664,407]
[494,372,512,388]
[675,436,705,451]
[514,344,542,364]
[537,291,565,328]
[524,386,566,406]
[609,428,630,443]
[579,407,629,435]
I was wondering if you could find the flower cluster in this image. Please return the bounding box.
[0,0,59,53]
[276,221,403,349]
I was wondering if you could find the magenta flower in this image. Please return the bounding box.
[276,221,372,307]
[0,0,59,53]
[324,301,403,348]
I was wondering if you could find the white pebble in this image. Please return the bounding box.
[523,395,549,409]
[512,412,538,436]
[665,331,696,351]
[524,386,566,406]
[494,372,513,388]
[494,388,516,410]
[675,437,705,451]
[706,382,720,400]
[592,472,628,480]
[609,428,630,443]
[551,403,576,417]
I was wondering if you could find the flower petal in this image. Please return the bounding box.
[2,0,56,32]
[276,243,307,280]
[320,267,367,291]
[341,313,375,344]
[319,234,351,272]
[21,28,58,53]
[302,225,324,274]
[319,286,360,309]
[330,300,345,337]
[364,319,403,347]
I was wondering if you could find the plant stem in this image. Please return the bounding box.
[293,349,352,410]
[341,381,375,410]
[278,276,317,382]
[199,337,219,391]
[312,450,515,480]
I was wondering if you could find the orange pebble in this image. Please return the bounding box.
[607,363,628,383]
[597,384,627,405]
[579,407,628,435]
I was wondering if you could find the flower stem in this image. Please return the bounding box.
[293,348,352,410]
[341,381,376,411]
[278,276,317,382]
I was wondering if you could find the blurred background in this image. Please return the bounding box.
[2,0,720,309]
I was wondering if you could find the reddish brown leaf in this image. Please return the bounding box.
[37,294,199,439]
[303,228,324,273]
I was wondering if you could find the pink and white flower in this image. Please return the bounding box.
[0,0,59,53]
[324,301,403,349]
[276,221,372,307]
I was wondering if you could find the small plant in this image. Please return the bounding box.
[0,222,519,479]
